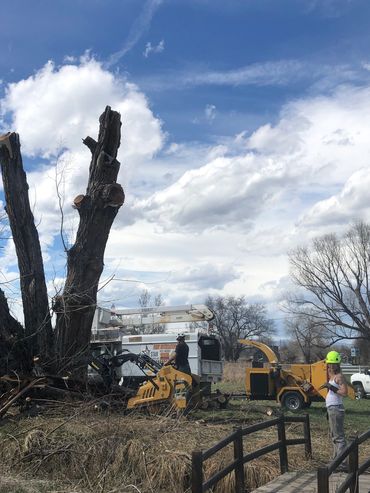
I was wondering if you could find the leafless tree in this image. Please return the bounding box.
[0,107,124,379]
[288,222,370,345]
[0,132,54,368]
[354,338,370,365]
[278,339,301,364]
[135,289,165,334]
[205,295,274,361]
[286,311,329,363]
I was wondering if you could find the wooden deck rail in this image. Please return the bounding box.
[191,414,311,493]
[317,427,370,493]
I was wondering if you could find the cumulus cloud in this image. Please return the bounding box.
[132,153,292,232]
[168,263,238,290]
[0,56,164,252]
[127,83,370,238]
[3,54,370,310]
[0,57,164,161]
[143,40,165,58]
[300,168,370,227]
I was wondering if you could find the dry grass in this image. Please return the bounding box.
[2,370,369,493]
[222,361,246,386]
[0,400,309,493]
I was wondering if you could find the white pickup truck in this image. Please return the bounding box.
[350,369,370,399]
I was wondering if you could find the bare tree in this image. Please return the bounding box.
[136,289,165,334]
[286,311,329,363]
[54,107,124,377]
[205,295,274,361]
[288,222,370,345]
[0,132,54,368]
[278,339,301,364]
[0,107,124,379]
[354,338,370,365]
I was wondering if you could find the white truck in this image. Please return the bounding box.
[90,304,224,400]
[119,331,223,387]
[350,369,370,399]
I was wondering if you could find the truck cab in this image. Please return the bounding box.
[351,369,370,399]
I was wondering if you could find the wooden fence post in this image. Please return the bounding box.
[233,427,245,493]
[304,414,312,459]
[349,436,359,493]
[277,416,288,474]
[317,467,329,493]
[192,450,203,493]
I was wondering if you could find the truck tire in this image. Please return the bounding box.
[281,391,304,411]
[353,383,365,400]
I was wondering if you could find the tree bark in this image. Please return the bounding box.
[0,133,54,370]
[54,106,124,378]
[0,288,30,373]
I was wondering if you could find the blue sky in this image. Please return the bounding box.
[1,0,370,326]
[3,0,370,141]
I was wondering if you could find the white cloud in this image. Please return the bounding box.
[3,56,370,313]
[167,263,238,290]
[205,104,216,122]
[132,152,292,232]
[300,168,370,228]
[138,59,370,92]
[63,55,77,63]
[107,0,163,66]
[0,57,164,256]
[120,82,370,267]
[0,57,164,161]
[304,0,355,18]
[143,40,165,58]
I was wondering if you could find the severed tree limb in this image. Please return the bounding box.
[0,133,54,370]
[82,136,97,154]
[54,106,124,379]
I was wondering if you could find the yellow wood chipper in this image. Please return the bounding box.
[239,339,355,410]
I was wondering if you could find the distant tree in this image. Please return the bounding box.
[136,289,165,334]
[278,339,302,364]
[354,339,370,365]
[205,295,274,361]
[288,222,370,345]
[286,312,330,363]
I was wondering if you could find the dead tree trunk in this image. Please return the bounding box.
[0,288,30,374]
[54,106,124,378]
[0,133,54,370]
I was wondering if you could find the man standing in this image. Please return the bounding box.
[321,351,348,469]
[166,333,191,375]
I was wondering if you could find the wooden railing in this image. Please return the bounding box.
[191,414,311,493]
[317,427,370,493]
